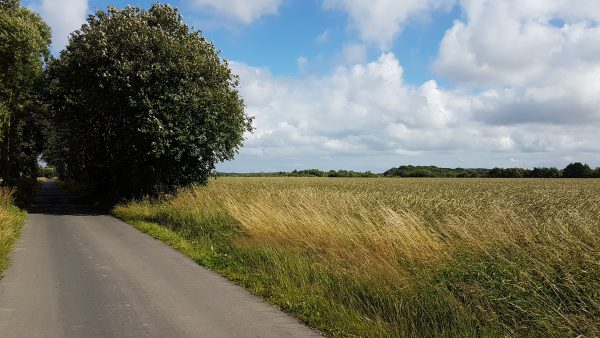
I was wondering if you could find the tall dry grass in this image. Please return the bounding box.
[0,188,25,274]
[115,178,600,336]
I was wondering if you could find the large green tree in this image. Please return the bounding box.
[45,4,252,197]
[0,0,51,185]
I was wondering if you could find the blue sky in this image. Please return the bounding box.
[82,0,458,84]
[25,0,600,172]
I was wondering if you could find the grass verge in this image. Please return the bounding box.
[113,178,600,337]
[0,188,26,276]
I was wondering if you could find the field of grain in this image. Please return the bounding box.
[0,188,25,274]
[114,177,600,337]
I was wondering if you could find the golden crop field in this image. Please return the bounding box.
[115,177,600,337]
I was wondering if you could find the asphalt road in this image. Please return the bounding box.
[0,180,318,337]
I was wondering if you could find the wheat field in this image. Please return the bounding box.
[114,177,600,337]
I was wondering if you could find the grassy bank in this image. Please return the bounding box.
[113,178,600,337]
[0,188,26,275]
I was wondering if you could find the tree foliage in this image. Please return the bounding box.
[529,167,561,178]
[45,4,252,198]
[384,165,489,178]
[0,0,20,10]
[0,1,51,185]
[562,162,593,178]
[487,167,528,178]
[383,164,597,178]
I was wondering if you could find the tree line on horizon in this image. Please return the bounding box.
[384,162,600,178]
[219,162,600,178]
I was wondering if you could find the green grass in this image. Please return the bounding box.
[113,177,600,337]
[116,219,418,337]
[0,188,26,276]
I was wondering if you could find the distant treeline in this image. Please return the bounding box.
[219,169,378,178]
[385,163,600,178]
[383,166,489,178]
[219,162,600,178]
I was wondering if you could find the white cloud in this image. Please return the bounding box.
[224,52,600,172]
[339,43,368,64]
[433,0,600,126]
[187,0,282,24]
[323,0,455,49]
[28,0,88,53]
[435,0,600,86]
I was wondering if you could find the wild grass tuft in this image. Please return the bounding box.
[0,188,25,275]
[114,178,600,337]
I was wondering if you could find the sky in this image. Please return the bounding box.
[24,0,600,172]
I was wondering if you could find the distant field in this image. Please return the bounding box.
[114,177,600,337]
[0,189,25,275]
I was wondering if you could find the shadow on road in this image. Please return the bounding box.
[28,180,105,216]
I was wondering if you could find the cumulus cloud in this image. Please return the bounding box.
[472,84,600,126]
[435,0,600,86]
[323,0,454,49]
[223,52,600,172]
[186,0,282,24]
[227,53,580,170]
[28,0,88,53]
[339,43,368,65]
[433,0,600,126]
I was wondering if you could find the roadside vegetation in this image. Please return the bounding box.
[0,188,25,275]
[114,177,600,337]
[0,1,46,275]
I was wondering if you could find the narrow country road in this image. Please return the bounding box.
[0,180,318,337]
